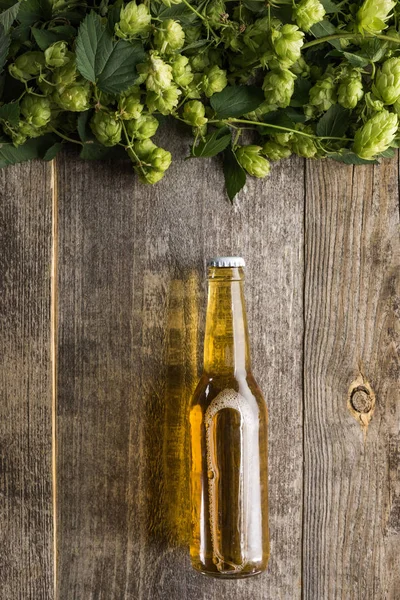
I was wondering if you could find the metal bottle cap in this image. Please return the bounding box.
[206,257,245,268]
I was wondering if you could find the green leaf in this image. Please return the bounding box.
[0,0,20,32]
[80,140,127,160]
[320,0,339,13]
[342,51,369,68]
[0,23,10,73]
[0,100,19,126]
[223,147,246,202]
[191,128,232,158]
[316,105,350,137]
[243,0,266,12]
[290,78,312,107]
[260,110,295,135]
[0,133,57,168]
[377,147,395,158]
[152,2,197,25]
[42,141,63,161]
[310,20,341,50]
[18,0,52,25]
[327,150,378,165]
[182,39,209,52]
[107,0,122,33]
[31,25,76,49]
[360,37,387,62]
[76,12,145,94]
[210,85,265,119]
[77,109,91,142]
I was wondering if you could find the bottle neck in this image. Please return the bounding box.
[203,267,251,376]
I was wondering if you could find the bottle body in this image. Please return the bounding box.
[189,260,269,578]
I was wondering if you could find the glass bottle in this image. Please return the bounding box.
[189,257,269,578]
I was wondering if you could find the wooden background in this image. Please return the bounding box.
[1,128,399,599]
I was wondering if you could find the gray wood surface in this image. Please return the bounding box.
[1,139,399,599]
[0,162,54,600]
[303,158,400,600]
[55,131,304,599]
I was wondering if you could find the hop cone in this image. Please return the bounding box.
[309,73,337,112]
[236,145,271,178]
[90,111,122,147]
[270,24,304,68]
[338,68,364,109]
[262,69,296,108]
[357,0,395,34]
[353,110,398,159]
[373,57,400,105]
[262,141,292,160]
[115,1,151,38]
[293,0,325,32]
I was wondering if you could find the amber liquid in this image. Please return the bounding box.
[189,266,269,578]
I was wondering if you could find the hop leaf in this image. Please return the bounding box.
[353,109,398,159]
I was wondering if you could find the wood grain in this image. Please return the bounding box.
[303,157,400,599]
[0,162,54,600]
[55,128,304,599]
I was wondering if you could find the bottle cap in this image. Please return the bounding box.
[207,257,245,268]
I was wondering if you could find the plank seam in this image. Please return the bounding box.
[301,157,306,600]
[51,157,59,600]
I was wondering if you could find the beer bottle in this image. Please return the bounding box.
[189,257,269,578]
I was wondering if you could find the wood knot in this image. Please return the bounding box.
[350,387,373,414]
[347,374,375,434]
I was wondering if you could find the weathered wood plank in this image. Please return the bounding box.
[303,158,400,599]
[0,162,54,600]
[56,131,304,599]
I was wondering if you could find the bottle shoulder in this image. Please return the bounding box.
[191,371,267,413]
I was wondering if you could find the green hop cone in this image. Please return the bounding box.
[132,139,172,184]
[150,147,172,171]
[357,0,395,34]
[272,132,293,145]
[170,55,193,88]
[236,145,271,178]
[262,140,292,160]
[365,92,385,112]
[139,53,173,92]
[189,50,210,73]
[338,68,364,109]
[393,99,400,116]
[182,100,207,127]
[308,72,337,112]
[262,69,296,108]
[291,56,311,77]
[293,0,325,31]
[90,111,122,146]
[184,25,202,45]
[52,53,77,92]
[243,16,269,52]
[115,1,151,38]
[206,0,227,29]
[153,19,185,54]
[6,119,47,146]
[270,24,304,69]
[353,109,398,159]
[9,51,45,81]
[146,85,181,115]
[290,124,317,158]
[126,114,159,139]
[20,94,52,128]
[373,57,400,105]
[45,41,70,68]
[118,87,143,120]
[202,65,228,98]
[53,81,91,112]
